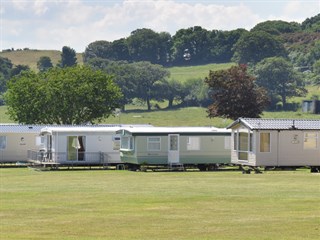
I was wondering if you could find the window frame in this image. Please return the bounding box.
[187,136,200,151]
[303,132,318,150]
[0,136,7,150]
[147,136,161,151]
[121,136,134,151]
[259,132,271,153]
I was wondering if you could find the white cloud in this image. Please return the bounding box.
[282,0,320,22]
[33,0,49,15]
[2,0,320,52]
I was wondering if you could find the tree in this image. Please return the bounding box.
[126,28,170,64]
[152,78,184,108]
[37,56,53,72]
[10,65,30,77]
[251,20,301,35]
[182,78,210,107]
[172,26,211,65]
[232,31,287,64]
[205,64,269,120]
[254,57,307,109]
[5,66,122,124]
[59,46,77,67]
[0,57,13,93]
[313,60,320,86]
[210,29,247,63]
[301,13,320,32]
[130,62,170,110]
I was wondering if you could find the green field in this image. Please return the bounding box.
[0,50,83,71]
[1,104,319,127]
[0,168,319,240]
[168,63,234,82]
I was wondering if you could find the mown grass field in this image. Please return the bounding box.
[168,63,234,82]
[0,168,319,240]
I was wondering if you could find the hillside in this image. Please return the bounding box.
[0,50,83,71]
[0,49,233,82]
[169,63,234,82]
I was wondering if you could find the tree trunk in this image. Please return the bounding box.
[168,98,174,109]
[146,97,151,111]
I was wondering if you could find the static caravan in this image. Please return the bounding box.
[36,126,123,167]
[227,118,320,171]
[0,124,44,163]
[117,126,231,170]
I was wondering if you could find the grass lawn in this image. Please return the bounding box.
[168,63,234,82]
[0,168,319,240]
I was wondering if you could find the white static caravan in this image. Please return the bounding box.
[227,118,320,171]
[38,126,123,166]
[0,124,44,163]
[117,126,231,170]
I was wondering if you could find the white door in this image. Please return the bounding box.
[168,134,179,163]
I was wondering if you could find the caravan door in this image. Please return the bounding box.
[168,134,179,163]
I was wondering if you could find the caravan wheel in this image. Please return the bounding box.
[198,164,207,171]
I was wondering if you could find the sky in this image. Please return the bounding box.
[1,0,320,52]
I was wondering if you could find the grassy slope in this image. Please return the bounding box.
[1,168,319,240]
[168,63,234,82]
[0,50,83,71]
[0,50,318,126]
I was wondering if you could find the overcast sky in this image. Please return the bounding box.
[1,0,319,52]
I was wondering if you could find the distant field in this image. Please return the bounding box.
[1,168,319,240]
[168,63,234,82]
[0,49,83,71]
[1,105,319,126]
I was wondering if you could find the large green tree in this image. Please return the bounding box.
[205,64,269,120]
[59,46,77,67]
[126,28,171,65]
[5,66,122,124]
[254,57,307,109]
[232,31,287,64]
[130,61,170,110]
[37,56,53,72]
[172,26,211,65]
[210,29,247,63]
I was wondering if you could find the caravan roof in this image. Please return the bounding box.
[227,118,320,130]
[118,126,230,136]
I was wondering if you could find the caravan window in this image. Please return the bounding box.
[187,137,200,150]
[67,136,86,161]
[112,135,121,150]
[304,132,318,149]
[148,137,161,151]
[260,133,270,152]
[238,132,249,160]
[0,136,6,149]
[121,136,134,150]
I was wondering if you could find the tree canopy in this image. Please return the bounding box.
[59,46,77,67]
[205,64,269,120]
[5,66,122,124]
[254,57,307,109]
[232,31,287,64]
[37,56,53,72]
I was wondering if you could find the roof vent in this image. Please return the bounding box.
[289,120,297,130]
